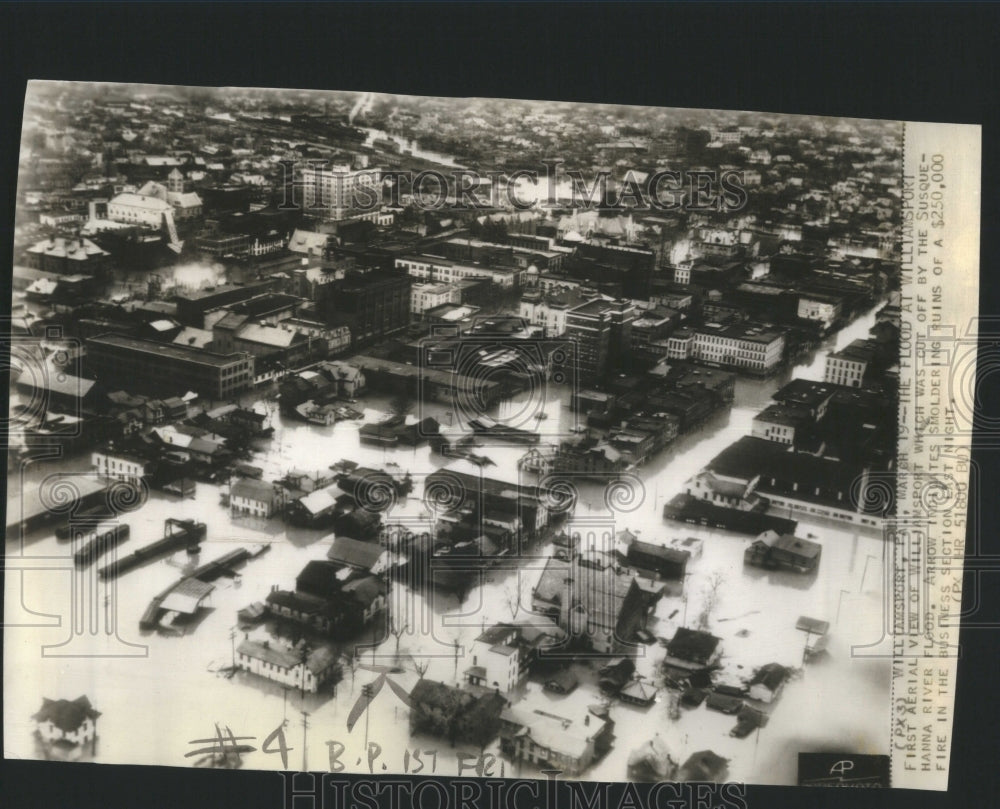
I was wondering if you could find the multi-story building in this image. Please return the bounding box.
[297,163,381,221]
[824,339,876,388]
[672,264,692,285]
[86,335,255,399]
[175,280,280,328]
[438,237,563,274]
[500,705,612,777]
[518,290,587,337]
[24,236,110,275]
[279,318,351,356]
[106,191,173,228]
[396,254,519,288]
[425,462,553,537]
[130,173,203,222]
[411,282,462,319]
[230,478,282,518]
[465,624,543,694]
[316,270,411,348]
[564,298,636,382]
[751,404,809,445]
[797,293,842,331]
[532,551,659,655]
[667,322,785,375]
[92,446,149,485]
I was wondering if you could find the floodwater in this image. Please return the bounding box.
[4,305,891,782]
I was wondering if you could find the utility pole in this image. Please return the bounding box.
[229,628,236,671]
[300,710,310,772]
[836,589,849,625]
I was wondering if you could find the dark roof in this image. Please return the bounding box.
[32,697,101,731]
[771,378,837,408]
[544,668,580,692]
[295,560,342,597]
[627,540,690,570]
[326,536,384,570]
[476,624,517,646]
[620,678,658,703]
[749,663,789,691]
[231,478,277,502]
[87,334,250,367]
[772,534,822,559]
[754,403,811,428]
[679,750,729,782]
[341,575,387,607]
[667,628,721,664]
[265,589,336,618]
[410,678,468,709]
[796,616,830,635]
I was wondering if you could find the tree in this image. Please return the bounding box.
[503,581,522,622]
[298,641,313,700]
[412,656,430,679]
[697,571,725,631]
[390,614,409,662]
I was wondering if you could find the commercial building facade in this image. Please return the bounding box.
[86,335,255,399]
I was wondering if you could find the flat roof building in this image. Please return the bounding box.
[86,334,254,399]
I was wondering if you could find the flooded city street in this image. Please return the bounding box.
[5,305,890,782]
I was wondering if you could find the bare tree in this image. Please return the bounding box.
[503,582,521,622]
[412,656,430,679]
[390,614,409,662]
[697,571,726,631]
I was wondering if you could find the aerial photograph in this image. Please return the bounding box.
[5,81,902,786]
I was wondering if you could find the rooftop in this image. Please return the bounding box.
[27,236,108,259]
[695,320,785,344]
[32,696,101,732]
[231,478,277,502]
[326,535,384,570]
[87,334,251,367]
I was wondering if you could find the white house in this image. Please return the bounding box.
[467,624,527,694]
[230,478,281,518]
[92,447,148,485]
[236,639,339,694]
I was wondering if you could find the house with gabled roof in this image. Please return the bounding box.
[236,638,340,694]
[33,696,101,753]
[499,704,613,777]
[662,627,722,681]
